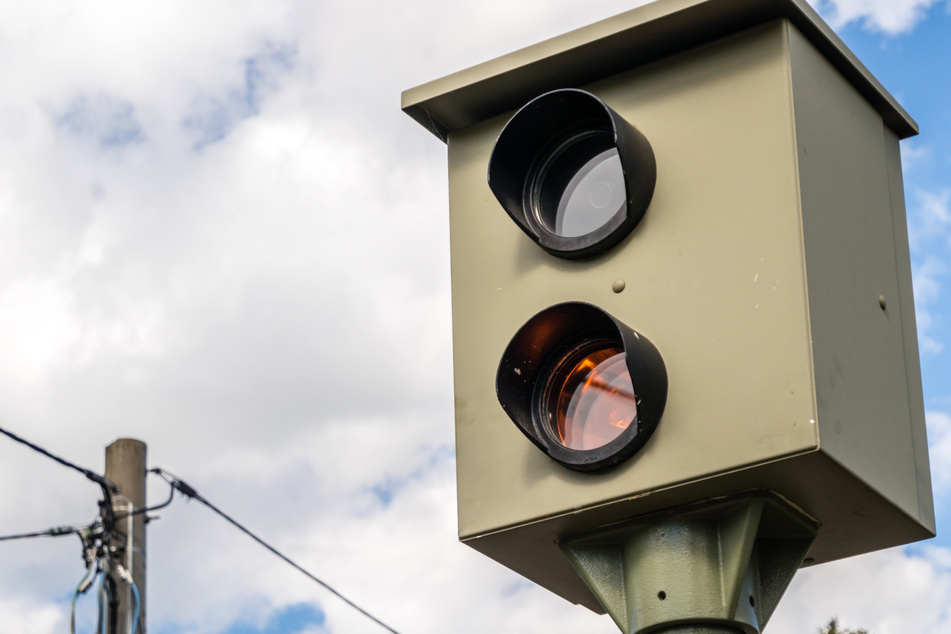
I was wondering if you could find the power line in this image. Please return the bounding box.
[0,424,117,492]
[153,468,403,634]
[0,424,123,581]
[0,428,402,633]
[0,526,80,542]
[0,480,174,546]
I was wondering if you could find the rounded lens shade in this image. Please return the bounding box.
[487,89,657,259]
[545,343,637,451]
[496,302,667,472]
[534,134,626,238]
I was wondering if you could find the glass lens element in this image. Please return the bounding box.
[534,132,626,239]
[548,345,637,451]
[555,149,625,237]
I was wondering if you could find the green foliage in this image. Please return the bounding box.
[819,618,870,634]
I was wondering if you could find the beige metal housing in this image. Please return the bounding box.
[403,0,934,612]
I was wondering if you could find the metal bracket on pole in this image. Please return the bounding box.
[560,493,818,634]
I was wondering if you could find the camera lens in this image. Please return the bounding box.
[544,342,637,451]
[488,89,655,259]
[533,133,626,238]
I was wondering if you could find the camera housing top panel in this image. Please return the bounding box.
[402,0,933,613]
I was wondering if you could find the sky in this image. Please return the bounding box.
[0,0,948,633]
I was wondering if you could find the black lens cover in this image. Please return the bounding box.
[488,89,656,260]
[496,302,668,472]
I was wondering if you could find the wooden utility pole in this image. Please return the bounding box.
[105,438,147,633]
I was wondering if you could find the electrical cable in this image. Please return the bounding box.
[113,563,141,634]
[129,579,140,634]
[97,572,106,634]
[70,560,96,634]
[0,526,80,542]
[107,555,141,634]
[113,475,175,520]
[152,468,403,634]
[101,571,117,634]
[0,424,118,492]
[0,424,118,569]
[98,482,117,539]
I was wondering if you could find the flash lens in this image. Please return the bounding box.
[496,301,666,471]
[546,343,637,451]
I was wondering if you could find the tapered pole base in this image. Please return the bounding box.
[560,494,817,634]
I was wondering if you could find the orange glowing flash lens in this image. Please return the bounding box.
[547,344,637,451]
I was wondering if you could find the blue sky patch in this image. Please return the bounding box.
[222,602,325,634]
[368,444,454,509]
[182,40,298,150]
[57,94,145,149]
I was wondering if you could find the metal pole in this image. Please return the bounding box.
[651,628,743,634]
[105,438,147,634]
[653,629,742,634]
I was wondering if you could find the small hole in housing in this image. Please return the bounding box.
[804,557,815,564]
[657,591,667,601]
[749,596,755,608]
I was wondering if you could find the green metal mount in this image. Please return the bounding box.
[560,493,818,634]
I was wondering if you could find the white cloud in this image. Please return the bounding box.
[772,547,951,634]
[901,141,933,173]
[0,598,64,634]
[915,188,951,244]
[914,258,946,354]
[915,259,947,307]
[928,411,951,497]
[810,0,944,34]
[0,278,80,383]
[909,189,951,355]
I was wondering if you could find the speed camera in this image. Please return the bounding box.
[402,0,934,618]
